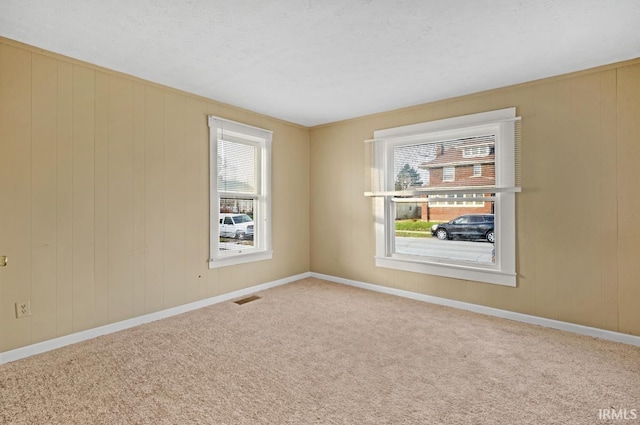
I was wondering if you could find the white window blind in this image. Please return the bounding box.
[218,138,257,194]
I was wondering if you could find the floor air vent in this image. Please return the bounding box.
[234,295,261,305]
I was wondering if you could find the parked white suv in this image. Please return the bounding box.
[219,214,254,240]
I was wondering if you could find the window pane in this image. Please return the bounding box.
[218,138,257,193]
[394,199,495,265]
[393,144,430,190]
[393,134,495,190]
[219,198,255,252]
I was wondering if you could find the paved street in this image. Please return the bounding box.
[395,237,493,264]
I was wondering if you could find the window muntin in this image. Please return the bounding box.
[369,108,518,287]
[209,116,272,268]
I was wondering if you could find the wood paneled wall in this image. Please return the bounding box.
[309,60,640,337]
[1,35,638,353]
[0,38,310,352]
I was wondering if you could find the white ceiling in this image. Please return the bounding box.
[1,1,639,127]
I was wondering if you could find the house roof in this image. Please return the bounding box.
[1,1,639,126]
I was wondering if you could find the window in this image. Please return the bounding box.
[442,166,455,182]
[463,145,490,158]
[209,116,272,268]
[365,108,519,286]
[473,163,482,177]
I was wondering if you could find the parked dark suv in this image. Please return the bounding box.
[431,214,494,243]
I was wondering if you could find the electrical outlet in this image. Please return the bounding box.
[15,301,31,318]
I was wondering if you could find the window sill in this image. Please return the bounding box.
[209,250,273,269]
[375,256,516,287]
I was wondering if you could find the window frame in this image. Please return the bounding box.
[208,116,273,269]
[372,108,517,287]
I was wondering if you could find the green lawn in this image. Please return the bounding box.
[395,219,439,238]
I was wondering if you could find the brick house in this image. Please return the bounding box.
[419,139,495,221]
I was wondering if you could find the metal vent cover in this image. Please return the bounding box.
[234,295,261,305]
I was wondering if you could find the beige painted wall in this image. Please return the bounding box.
[0,38,310,352]
[309,60,640,337]
[1,36,638,354]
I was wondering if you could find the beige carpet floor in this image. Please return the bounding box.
[1,278,639,424]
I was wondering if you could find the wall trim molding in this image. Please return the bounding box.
[0,272,311,365]
[310,272,640,347]
[3,270,638,365]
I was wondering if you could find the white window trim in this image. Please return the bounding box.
[373,108,517,287]
[208,116,273,268]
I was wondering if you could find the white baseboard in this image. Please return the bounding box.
[310,272,640,347]
[0,272,311,365]
[3,270,637,365]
